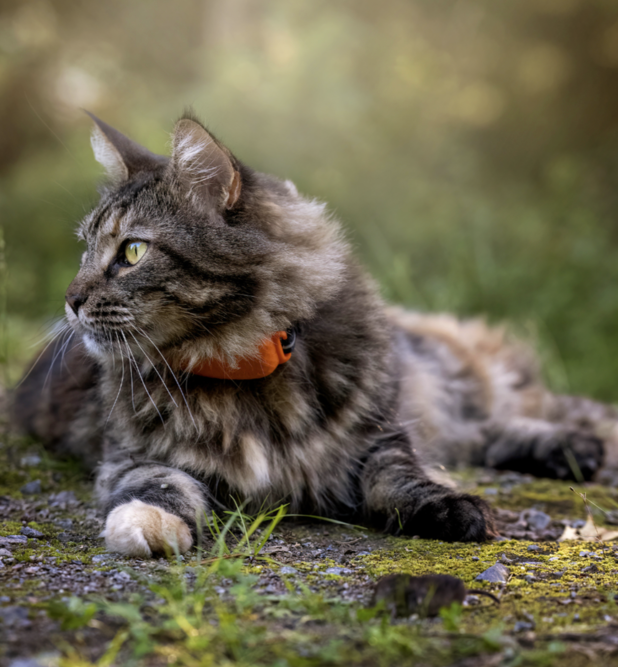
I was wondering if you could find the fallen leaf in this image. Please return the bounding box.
[558,515,618,542]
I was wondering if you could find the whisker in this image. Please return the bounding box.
[15,322,71,388]
[106,332,125,424]
[121,330,164,424]
[43,329,74,389]
[128,330,178,408]
[135,326,197,430]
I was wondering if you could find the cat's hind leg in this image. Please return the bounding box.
[483,417,604,481]
[360,432,496,541]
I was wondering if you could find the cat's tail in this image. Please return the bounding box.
[10,333,103,471]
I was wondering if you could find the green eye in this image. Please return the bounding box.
[124,241,148,265]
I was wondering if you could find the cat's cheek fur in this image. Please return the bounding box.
[102,499,193,557]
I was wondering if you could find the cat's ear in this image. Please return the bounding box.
[85,111,167,184]
[170,118,241,210]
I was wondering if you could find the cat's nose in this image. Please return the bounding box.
[66,292,87,315]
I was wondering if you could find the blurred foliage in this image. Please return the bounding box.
[2,0,618,398]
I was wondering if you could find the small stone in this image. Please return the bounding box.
[0,606,30,628]
[0,536,27,546]
[280,566,298,575]
[527,544,541,552]
[324,567,352,575]
[524,575,537,583]
[472,556,479,561]
[475,563,509,584]
[579,550,591,557]
[8,659,45,667]
[54,519,73,530]
[50,491,78,506]
[92,555,109,564]
[514,621,534,633]
[581,564,600,574]
[483,488,498,496]
[0,549,11,558]
[20,455,42,467]
[20,480,41,495]
[525,510,552,532]
[20,527,44,539]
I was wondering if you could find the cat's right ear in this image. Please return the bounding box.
[85,111,167,184]
[170,118,241,211]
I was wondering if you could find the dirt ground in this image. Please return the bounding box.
[2,434,618,667]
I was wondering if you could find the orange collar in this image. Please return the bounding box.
[186,329,295,380]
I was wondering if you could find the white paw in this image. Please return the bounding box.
[102,499,193,557]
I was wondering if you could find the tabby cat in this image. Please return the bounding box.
[13,113,617,557]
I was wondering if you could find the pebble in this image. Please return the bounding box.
[8,660,45,667]
[475,563,509,584]
[20,455,42,467]
[54,519,73,530]
[324,567,352,575]
[0,606,31,628]
[20,480,42,495]
[0,536,27,546]
[581,564,600,574]
[527,545,541,552]
[483,488,498,496]
[513,621,534,633]
[525,510,552,531]
[280,566,298,575]
[20,527,44,539]
[0,549,11,557]
[91,555,109,564]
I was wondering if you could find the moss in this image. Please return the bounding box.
[357,537,618,635]
[473,479,618,521]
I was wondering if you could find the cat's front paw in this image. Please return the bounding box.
[102,499,193,557]
[409,493,497,542]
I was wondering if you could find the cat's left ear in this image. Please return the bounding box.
[170,118,241,210]
[86,111,168,184]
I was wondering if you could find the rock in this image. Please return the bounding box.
[91,555,109,564]
[20,527,44,539]
[514,621,534,633]
[8,659,45,667]
[0,548,12,557]
[20,455,42,467]
[0,606,31,628]
[581,564,600,574]
[324,567,352,575]
[0,536,27,547]
[524,510,552,532]
[20,480,42,495]
[50,491,78,506]
[54,519,73,530]
[527,544,541,552]
[280,566,298,575]
[483,488,498,496]
[475,563,509,584]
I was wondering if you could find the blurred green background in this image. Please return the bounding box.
[2,0,618,398]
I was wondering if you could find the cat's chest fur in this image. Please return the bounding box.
[102,360,376,509]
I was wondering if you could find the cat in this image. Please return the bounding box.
[12,112,618,557]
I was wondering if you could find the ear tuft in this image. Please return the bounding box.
[85,111,168,184]
[171,119,241,210]
[90,122,129,183]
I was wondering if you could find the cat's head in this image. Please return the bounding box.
[66,113,347,368]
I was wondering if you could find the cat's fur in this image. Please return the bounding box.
[12,113,618,556]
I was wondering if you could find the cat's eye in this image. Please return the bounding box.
[124,241,148,265]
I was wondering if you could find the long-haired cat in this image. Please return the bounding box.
[12,113,617,556]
